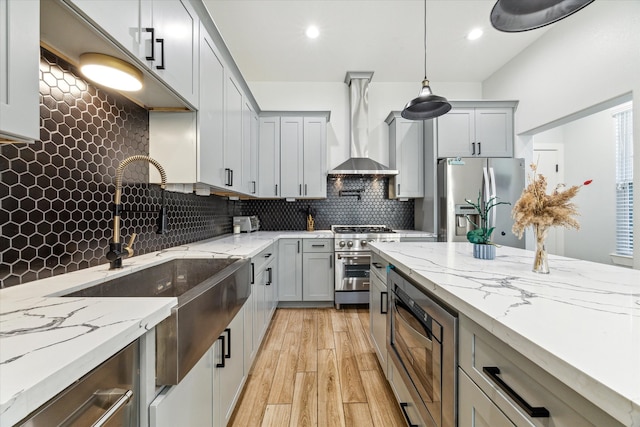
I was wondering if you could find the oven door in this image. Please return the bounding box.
[334,252,370,292]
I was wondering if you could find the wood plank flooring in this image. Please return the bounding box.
[229,308,406,427]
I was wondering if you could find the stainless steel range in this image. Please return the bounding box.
[332,225,400,308]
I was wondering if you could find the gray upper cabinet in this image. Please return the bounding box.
[279,115,328,199]
[386,112,424,198]
[67,0,199,108]
[242,102,258,195]
[437,102,516,158]
[224,74,243,191]
[258,117,281,198]
[0,0,39,143]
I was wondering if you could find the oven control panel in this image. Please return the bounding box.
[335,236,400,251]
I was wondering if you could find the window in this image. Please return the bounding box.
[614,103,633,256]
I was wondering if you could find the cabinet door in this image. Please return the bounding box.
[249,110,259,195]
[198,26,225,187]
[244,288,256,371]
[280,117,304,198]
[392,119,423,198]
[151,0,199,107]
[253,269,267,344]
[302,116,327,198]
[0,0,39,143]
[149,347,214,427]
[216,309,245,427]
[258,117,281,197]
[369,272,387,376]
[302,252,334,301]
[278,239,302,301]
[437,108,475,158]
[458,369,517,427]
[475,108,514,157]
[224,74,243,191]
[67,0,151,60]
[241,101,254,195]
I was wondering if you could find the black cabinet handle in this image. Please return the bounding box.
[372,262,383,269]
[397,184,400,195]
[225,168,231,186]
[155,38,165,70]
[297,240,300,253]
[266,267,272,285]
[216,334,225,368]
[478,141,481,155]
[265,253,272,258]
[311,244,325,247]
[250,262,255,284]
[329,256,332,269]
[252,181,256,194]
[299,184,302,196]
[230,169,234,187]
[224,328,231,359]
[275,184,278,196]
[483,367,550,418]
[304,184,307,195]
[399,403,418,427]
[472,142,476,155]
[144,28,155,60]
[380,291,388,314]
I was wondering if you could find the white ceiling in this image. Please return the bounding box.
[201,0,552,83]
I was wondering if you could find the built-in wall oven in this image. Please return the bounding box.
[387,267,457,427]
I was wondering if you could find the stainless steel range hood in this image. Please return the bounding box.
[329,72,398,176]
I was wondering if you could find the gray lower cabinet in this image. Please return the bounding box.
[458,315,623,427]
[279,238,334,303]
[278,239,303,301]
[369,253,388,377]
[216,310,244,427]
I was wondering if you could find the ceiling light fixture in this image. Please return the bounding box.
[490,0,595,32]
[306,25,320,39]
[79,53,143,92]
[401,0,451,120]
[467,28,484,41]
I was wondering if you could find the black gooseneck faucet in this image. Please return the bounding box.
[106,155,167,269]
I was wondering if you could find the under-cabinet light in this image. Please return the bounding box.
[79,53,143,92]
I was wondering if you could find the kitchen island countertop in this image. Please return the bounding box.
[370,241,640,426]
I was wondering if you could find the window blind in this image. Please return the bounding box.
[614,106,633,256]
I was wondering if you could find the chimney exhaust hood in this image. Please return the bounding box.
[329,72,398,176]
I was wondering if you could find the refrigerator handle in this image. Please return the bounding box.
[489,167,497,226]
[482,167,491,204]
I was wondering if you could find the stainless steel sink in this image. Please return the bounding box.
[64,258,251,385]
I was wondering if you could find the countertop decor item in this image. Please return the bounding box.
[465,192,510,260]
[512,163,592,273]
[401,0,451,120]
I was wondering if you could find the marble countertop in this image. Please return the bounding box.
[369,241,640,426]
[0,230,332,426]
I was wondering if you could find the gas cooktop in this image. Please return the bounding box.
[331,225,395,234]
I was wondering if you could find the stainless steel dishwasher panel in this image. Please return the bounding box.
[155,258,251,385]
[18,340,139,427]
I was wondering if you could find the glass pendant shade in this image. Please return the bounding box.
[401,80,451,120]
[80,53,143,92]
[491,0,595,32]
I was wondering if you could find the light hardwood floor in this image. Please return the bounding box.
[229,308,407,427]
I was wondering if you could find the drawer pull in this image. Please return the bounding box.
[399,403,418,427]
[483,366,550,418]
[311,244,325,247]
[372,262,384,269]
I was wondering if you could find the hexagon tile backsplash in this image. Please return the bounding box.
[0,49,414,288]
[0,49,238,288]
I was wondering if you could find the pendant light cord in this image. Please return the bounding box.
[423,0,427,80]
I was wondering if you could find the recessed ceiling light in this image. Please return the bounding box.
[79,53,143,91]
[306,25,320,39]
[467,28,484,41]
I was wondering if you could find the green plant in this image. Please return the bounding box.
[465,192,510,244]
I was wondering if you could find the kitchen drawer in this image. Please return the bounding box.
[388,360,426,427]
[458,368,515,427]
[370,252,389,282]
[302,238,333,253]
[252,244,276,274]
[459,315,622,427]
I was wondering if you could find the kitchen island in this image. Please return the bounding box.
[370,241,640,426]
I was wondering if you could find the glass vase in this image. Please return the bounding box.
[532,225,550,274]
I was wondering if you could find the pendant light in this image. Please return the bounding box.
[490,0,595,32]
[79,53,143,92]
[401,0,451,120]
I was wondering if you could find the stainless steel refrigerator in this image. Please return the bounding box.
[437,157,525,248]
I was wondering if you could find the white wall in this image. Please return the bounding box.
[249,81,481,170]
[483,1,640,269]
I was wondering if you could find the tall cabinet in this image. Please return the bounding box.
[386,112,424,199]
[0,0,39,143]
